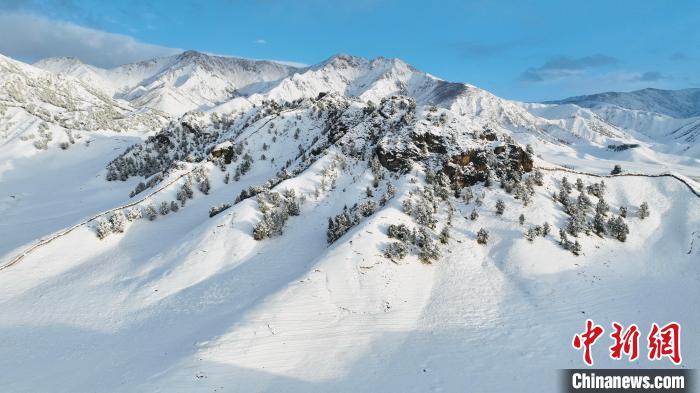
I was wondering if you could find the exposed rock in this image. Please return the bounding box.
[210,141,235,164]
[443,144,533,187]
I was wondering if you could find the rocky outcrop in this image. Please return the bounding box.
[444,144,533,187]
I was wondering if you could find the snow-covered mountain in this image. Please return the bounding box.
[1,51,699,393]
[35,51,302,115]
[0,53,167,147]
[539,88,700,157]
[548,87,700,118]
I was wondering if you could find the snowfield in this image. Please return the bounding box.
[1,51,699,393]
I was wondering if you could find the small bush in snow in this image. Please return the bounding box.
[476,228,489,245]
[519,214,525,225]
[610,164,623,175]
[170,201,179,212]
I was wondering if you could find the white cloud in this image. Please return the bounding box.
[0,12,181,68]
[254,39,267,45]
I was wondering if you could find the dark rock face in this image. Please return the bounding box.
[443,143,533,187]
[376,123,533,187]
[376,143,420,172]
[210,143,234,164]
[410,131,447,154]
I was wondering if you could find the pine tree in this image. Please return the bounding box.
[126,206,142,221]
[415,227,440,263]
[595,197,609,216]
[439,226,450,244]
[572,240,582,256]
[542,222,551,236]
[611,164,623,175]
[95,219,112,239]
[253,213,272,240]
[532,169,544,186]
[592,213,607,236]
[638,202,649,219]
[559,228,568,245]
[525,228,536,242]
[170,201,179,212]
[470,209,479,221]
[110,211,126,233]
[575,178,585,192]
[462,187,473,204]
[199,176,211,195]
[159,201,170,215]
[608,216,629,242]
[388,224,413,243]
[384,242,408,260]
[619,206,627,218]
[561,177,572,194]
[577,193,592,211]
[519,213,525,225]
[495,199,505,215]
[146,204,158,221]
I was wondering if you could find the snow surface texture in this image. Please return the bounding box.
[1,51,699,393]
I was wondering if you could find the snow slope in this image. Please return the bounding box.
[1,51,699,393]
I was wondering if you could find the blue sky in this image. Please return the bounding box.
[0,0,698,101]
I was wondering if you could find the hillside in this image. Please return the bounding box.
[1,51,699,393]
